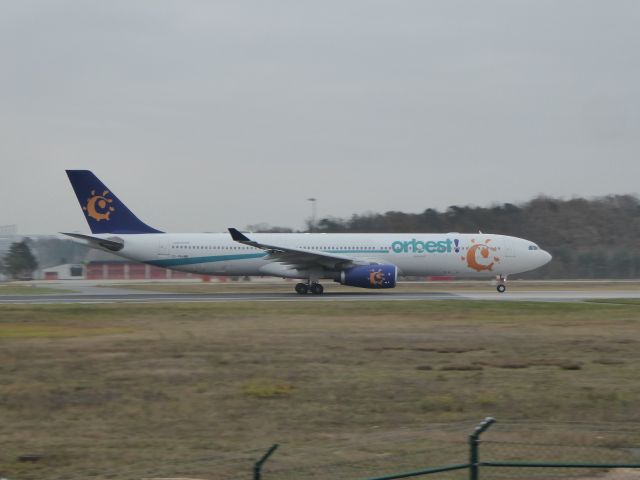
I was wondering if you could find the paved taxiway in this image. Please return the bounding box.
[2,289,640,304]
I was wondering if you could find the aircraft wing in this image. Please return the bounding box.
[228,228,373,270]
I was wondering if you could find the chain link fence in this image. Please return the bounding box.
[256,419,640,480]
[26,419,640,479]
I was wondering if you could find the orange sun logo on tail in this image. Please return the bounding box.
[83,190,115,221]
[461,239,500,272]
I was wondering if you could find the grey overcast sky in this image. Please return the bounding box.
[1,1,639,234]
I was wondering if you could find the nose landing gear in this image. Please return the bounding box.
[496,275,507,293]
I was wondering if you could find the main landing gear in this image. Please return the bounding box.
[295,282,324,295]
[496,275,507,293]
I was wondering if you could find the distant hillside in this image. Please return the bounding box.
[313,195,640,279]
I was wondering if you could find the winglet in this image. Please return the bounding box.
[228,228,251,243]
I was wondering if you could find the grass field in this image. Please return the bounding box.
[0,283,77,295]
[2,300,640,479]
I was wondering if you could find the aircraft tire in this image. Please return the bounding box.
[295,283,309,295]
[497,284,506,293]
[310,283,324,295]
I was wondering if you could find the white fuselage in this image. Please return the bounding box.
[94,232,551,280]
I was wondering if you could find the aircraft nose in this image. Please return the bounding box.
[541,250,552,265]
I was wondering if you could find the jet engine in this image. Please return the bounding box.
[339,264,397,289]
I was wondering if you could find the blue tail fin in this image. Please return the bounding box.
[66,170,163,234]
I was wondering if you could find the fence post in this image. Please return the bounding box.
[254,443,279,480]
[469,417,496,480]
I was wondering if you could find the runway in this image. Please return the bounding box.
[2,289,640,304]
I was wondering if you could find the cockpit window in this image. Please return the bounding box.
[528,245,539,250]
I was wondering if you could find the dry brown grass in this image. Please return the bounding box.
[1,301,640,479]
[0,283,76,295]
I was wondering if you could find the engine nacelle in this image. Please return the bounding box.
[339,264,397,289]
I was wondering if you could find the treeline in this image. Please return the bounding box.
[312,195,640,279]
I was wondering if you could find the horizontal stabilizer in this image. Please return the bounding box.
[61,232,124,252]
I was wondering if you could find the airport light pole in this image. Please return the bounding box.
[307,197,317,233]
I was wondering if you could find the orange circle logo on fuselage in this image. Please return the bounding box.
[461,239,500,272]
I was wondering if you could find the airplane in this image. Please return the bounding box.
[63,170,552,294]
